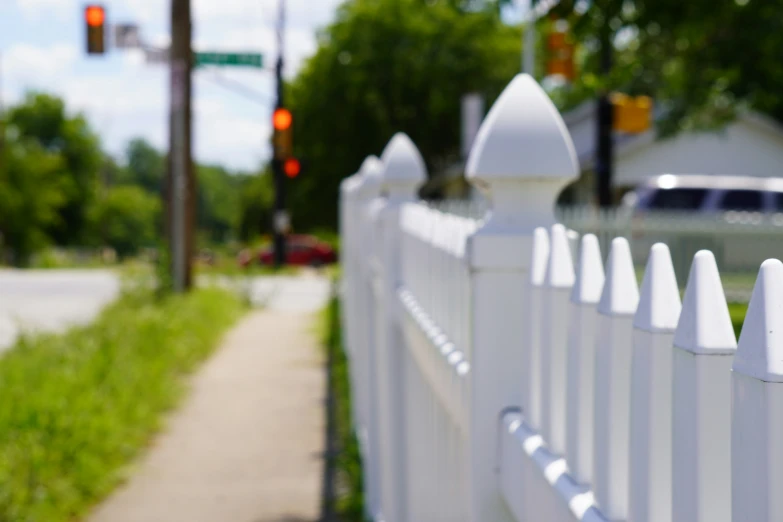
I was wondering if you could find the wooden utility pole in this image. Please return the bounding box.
[167,0,194,291]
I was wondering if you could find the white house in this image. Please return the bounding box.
[564,101,783,203]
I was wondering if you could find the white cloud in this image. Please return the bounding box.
[4,42,78,86]
[16,0,74,19]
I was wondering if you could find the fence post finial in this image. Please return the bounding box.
[380,132,427,201]
[462,73,576,522]
[465,73,578,232]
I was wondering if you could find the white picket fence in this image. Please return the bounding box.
[340,74,783,522]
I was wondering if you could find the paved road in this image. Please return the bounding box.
[0,269,120,351]
[0,269,332,351]
[89,275,331,522]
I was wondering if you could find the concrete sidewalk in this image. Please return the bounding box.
[88,277,331,522]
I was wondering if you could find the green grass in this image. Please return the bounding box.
[322,296,365,521]
[0,286,245,521]
[729,302,748,340]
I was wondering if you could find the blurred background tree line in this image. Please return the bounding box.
[2,0,782,264]
[0,93,263,266]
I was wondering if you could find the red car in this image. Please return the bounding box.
[238,235,337,267]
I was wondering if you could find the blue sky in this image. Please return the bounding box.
[0,0,344,171]
[1,0,527,171]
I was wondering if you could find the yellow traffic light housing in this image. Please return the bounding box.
[611,93,653,134]
[85,5,106,55]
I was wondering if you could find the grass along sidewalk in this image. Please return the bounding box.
[0,287,245,522]
[321,296,365,521]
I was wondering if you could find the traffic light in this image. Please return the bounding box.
[85,5,106,55]
[272,107,293,160]
[547,24,576,81]
[611,93,653,133]
[283,157,301,178]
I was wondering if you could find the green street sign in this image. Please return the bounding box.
[194,52,263,68]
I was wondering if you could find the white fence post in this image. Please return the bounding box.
[672,250,736,522]
[565,233,604,486]
[540,223,576,456]
[628,243,682,522]
[731,258,783,522]
[373,133,426,522]
[464,73,578,522]
[593,237,639,520]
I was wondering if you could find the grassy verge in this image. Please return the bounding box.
[0,287,245,521]
[322,296,365,521]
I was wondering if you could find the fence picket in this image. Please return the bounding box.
[593,237,639,520]
[672,250,736,522]
[541,224,576,456]
[731,259,783,522]
[628,243,682,522]
[566,233,605,486]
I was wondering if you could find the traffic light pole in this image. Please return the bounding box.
[272,0,287,268]
[595,21,614,208]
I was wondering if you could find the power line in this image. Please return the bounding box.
[199,72,274,106]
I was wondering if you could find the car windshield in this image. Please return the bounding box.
[646,187,708,211]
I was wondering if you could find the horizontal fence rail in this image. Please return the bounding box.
[340,73,782,522]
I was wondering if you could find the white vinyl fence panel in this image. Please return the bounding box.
[340,73,781,522]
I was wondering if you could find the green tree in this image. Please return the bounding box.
[287,0,522,230]
[196,164,243,243]
[0,137,67,265]
[119,138,166,194]
[8,93,102,245]
[237,172,274,242]
[92,186,161,259]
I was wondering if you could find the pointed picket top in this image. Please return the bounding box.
[465,74,578,181]
[530,227,550,287]
[673,250,737,355]
[634,243,682,333]
[571,234,604,305]
[733,259,783,382]
[597,237,639,317]
[546,224,576,289]
[353,155,383,197]
[380,133,427,198]
[340,172,361,194]
[360,155,383,179]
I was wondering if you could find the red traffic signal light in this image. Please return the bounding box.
[85,5,106,55]
[273,108,292,131]
[85,5,105,26]
[284,158,301,178]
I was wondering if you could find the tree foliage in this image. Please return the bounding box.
[92,186,161,259]
[7,93,102,245]
[287,0,522,229]
[0,138,67,265]
[547,0,783,135]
